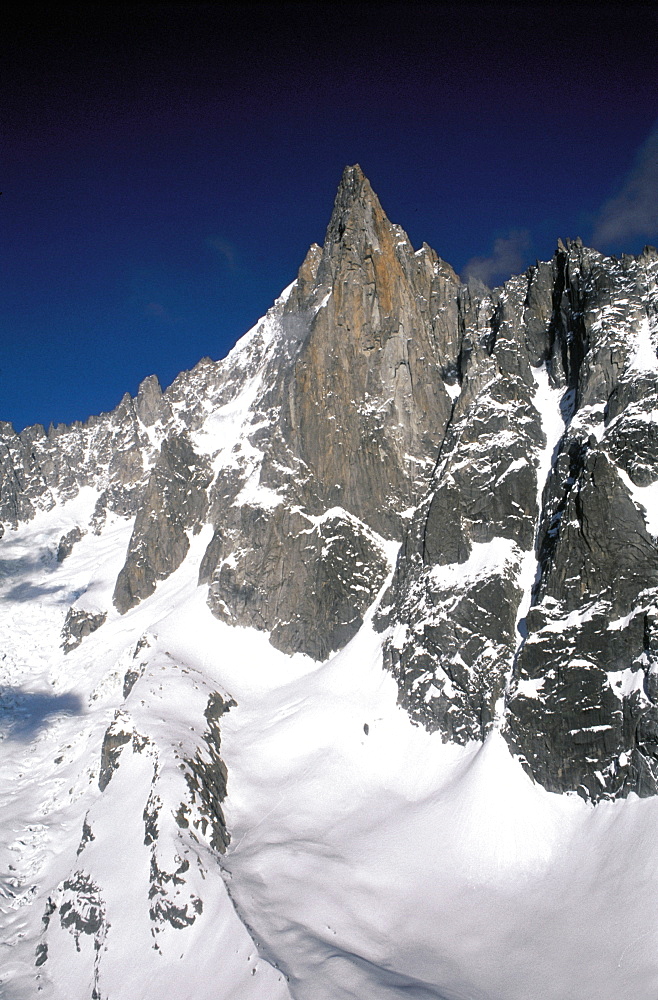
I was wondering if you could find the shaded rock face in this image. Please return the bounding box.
[98,712,133,791]
[204,506,389,660]
[113,433,211,613]
[3,166,658,802]
[180,692,235,854]
[503,249,658,800]
[380,238,658,801]
[378,271,550,743]
[57,525,84,562]
[61,608,107,654]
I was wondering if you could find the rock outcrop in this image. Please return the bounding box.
[113,433,211,613]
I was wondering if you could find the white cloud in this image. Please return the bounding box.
[592,123,658,248]
[462,230,530,286]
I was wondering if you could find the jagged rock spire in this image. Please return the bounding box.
[326,165,381,238]
[322,164,398,262]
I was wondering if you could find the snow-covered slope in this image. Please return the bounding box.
[2,166,658,998]
[3,478,658,999]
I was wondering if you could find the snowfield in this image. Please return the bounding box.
[2,489,658,1000]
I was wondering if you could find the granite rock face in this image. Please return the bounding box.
[2,168,658,802]
[266,166,459,539]
[199,166,461,658]
[113,433,211,613]
[57,525,84,562]
[203,505,389,660]
[61,608,107,654]
[380,239,658,800]
[503,245,658,800]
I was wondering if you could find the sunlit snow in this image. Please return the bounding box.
[2,485,658,999]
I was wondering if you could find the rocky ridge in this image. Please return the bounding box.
[2,166,658,802]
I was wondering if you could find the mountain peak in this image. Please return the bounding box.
[336,163,368,200]
[324,164,392,251]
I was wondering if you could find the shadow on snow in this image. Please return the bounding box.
[0,685,84,741]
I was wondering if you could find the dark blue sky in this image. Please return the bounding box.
[3,3,658,431]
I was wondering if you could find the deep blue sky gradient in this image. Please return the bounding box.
[3,3,658,431]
